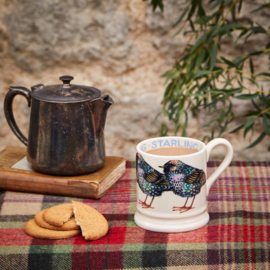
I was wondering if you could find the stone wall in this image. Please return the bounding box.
[0,0,269,161]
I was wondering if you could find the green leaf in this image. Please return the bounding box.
[194,15,213,25]
[190,93,208,97]
[210,43,218,71]
[209,0,223,10]
[238,0,243,13]
[188,18,195,31]
[242,76,259,88]
[249,58,254,77]
[190,33,207,54]
[235,29,248,44]
[161,70,173,78]
[159,122,168,136]
[163,71,180,85]
[197,79,210,92]
[187,0,198,19]
[224,75,236,88]
[263,114,270,135]
[250,4,270,13]
[168,105,178,120]
[235,92,259,100]
[173,6,189,27]
[219,24,246,39]
[219,110,226,124]
[243,17,254,27]
[195,47,207,68]
[182,111,188,137]
[148,0,164,11]
[202,135,210,143]
[209,24,221,40]
[209,88,242,95]
[244,32,253,43]
[246,131,266,149]
[230,123,245,133]
[233,56,245,67]
[244,125,253,138]
[230,4,236,22]
[174,122,181,135]
[163,81,174,100]
[218,123,228,136]
[255,72,270,78]
[248,50,265,56]
[197,1,206,17]
[173,24,186,37]
[243,117,256,129]
[244,110,260,117]
[249,26,267,34]
[221,56,238,68]
[193,70,211,79]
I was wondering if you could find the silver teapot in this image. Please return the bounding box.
[4,75,114,176]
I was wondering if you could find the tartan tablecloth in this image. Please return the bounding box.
[0,160,270,270]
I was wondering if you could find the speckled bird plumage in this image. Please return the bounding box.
[136,153,171,197]
[162,160,206,198]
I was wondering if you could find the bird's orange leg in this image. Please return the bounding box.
[139,195,154,208]
[173,198,188,211]
[139,195,148,206]
[173,197,195,213]
[142,196,154,209]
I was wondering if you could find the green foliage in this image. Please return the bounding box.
[146,0,270,148]
[143,0,164,11]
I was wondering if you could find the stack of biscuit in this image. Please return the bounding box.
[24,201,108,240]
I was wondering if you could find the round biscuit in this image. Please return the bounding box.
[43,203,73,226]
[72,200,108,241]
[24,219,81,239]
[35,209,80,231]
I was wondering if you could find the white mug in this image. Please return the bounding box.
[135,136,233,233]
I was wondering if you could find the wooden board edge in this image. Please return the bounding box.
[0,170,100,198]
[96,159,126,198]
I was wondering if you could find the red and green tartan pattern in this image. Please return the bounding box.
[0,160,270,269]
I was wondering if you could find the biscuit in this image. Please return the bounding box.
[24,219,80,239]
[43,203,73,226]
[35,209,80,231]
[72,200,108,240]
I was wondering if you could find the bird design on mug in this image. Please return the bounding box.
[160,160,206,213]
[136,154,206,213]
[136,153,171,208]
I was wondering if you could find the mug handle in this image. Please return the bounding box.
[205,138,233,195]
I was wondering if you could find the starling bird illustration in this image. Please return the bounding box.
[136,153,171,209]
[160,160,206,213]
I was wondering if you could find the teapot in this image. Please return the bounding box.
[4,75,114,176]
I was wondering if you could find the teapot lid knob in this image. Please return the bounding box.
[59,75,74,85]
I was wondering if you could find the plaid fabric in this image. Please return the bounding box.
[0,160,270,270]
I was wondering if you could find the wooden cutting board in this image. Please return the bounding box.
[0,146,126,199]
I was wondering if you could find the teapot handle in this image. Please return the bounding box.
[4,86,31,146]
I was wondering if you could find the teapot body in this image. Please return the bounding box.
[27,98,105,175]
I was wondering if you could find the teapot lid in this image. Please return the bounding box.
[31,75,101,103]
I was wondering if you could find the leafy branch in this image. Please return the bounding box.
[146,0,270,148]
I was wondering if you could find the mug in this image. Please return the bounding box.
[135,136,233,233]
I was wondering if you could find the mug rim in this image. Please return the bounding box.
[136,136,206,158]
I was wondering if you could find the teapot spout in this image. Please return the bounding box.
[90,95,114,138]
[100,94,114,107]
